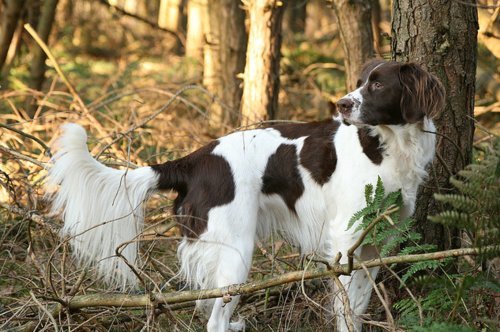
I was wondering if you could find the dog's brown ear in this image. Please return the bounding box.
[399,63,446,123]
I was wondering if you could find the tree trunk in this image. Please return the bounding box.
[185,0,206,62]
[26,0,59,118]
[27,0,41,32]
[203,0,247,129]
[305,0,331,39]
[392,0,478,249]
[331,0,374,91]
[0,0,25,73]
[283,0,306,36]
[371,0,382,56]
[240,0,285,125]
[158,0,183,31]
[158,0,184,52]
[0,16,24,86]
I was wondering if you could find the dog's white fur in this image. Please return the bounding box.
[47,64,438,331]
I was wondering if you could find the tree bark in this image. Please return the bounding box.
[26,0,60,118]
[371,0,382,56]
[158,0,183,32]
[331,0,375,91]
[158,0,184,52]
[240,0,285,125]
[0,15,24,86]
[185,0,206,62]
[392,0,478,249]
[0,0,25,73]
[203,0,247,128]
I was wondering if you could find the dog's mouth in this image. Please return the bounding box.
[342,118,352,126]
[339,113,361,126]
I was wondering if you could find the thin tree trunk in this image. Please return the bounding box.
[331,0,374,91]
[158,0,184,52]
[240,0,285,125]
[392,0,478,249]
[60,0,73,23]
[26,0,60,118]
[27,0,41,32]
[283,0,306,36]
[158,0,183,31]
[0,0,25,73]
[305,0,331,39]
[371,0,382,56]
[0,17,24,86]
[203,0,247,128]
[185,0,206,62]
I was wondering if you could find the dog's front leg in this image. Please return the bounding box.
[332,240,381,331]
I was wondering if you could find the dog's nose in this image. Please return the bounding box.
[337,98,354,115]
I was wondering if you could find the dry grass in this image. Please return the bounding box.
[0,66,344,330]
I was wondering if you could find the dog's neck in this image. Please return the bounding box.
[371,117,437,216]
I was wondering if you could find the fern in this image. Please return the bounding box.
[347,176,435,260]
[429,138,500,258]
[394,139,500,331]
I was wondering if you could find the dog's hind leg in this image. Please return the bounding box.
[205,203,257,332]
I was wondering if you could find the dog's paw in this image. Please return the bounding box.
[228,318,245,331]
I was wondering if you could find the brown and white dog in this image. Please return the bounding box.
[47,60,445,331]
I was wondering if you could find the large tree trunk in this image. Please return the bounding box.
[0,0,25,74]
[240,0,285,125]
[26,0,59,118]
[185,0,206,62]
[392,0,478,249]
[331,0,374,91]
[203,0,247,129]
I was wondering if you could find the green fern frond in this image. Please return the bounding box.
[402,260,442,283]
[373,176,385,208]
[364,183,374,205]
[399,243,437,255]
[428,210,470,227]
[433,193,479,212]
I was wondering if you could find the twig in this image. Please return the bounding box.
[95,85,204,158]
[346,206,400,273]
[29,292,60,332]
[0,123,51,156]
[0,202,59,234]
[359,263,395,330]
[382,261,424,326]
[23,23,122,157]
[331,275,355,332]
[60,246,495,310]
[0,145,48,168]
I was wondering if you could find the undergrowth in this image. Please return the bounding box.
[348,139,499,331]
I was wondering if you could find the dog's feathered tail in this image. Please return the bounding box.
[46,123,159,288]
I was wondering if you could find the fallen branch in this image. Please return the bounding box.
[63,246,494,310]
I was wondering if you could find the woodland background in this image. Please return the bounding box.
[0,0,499,331]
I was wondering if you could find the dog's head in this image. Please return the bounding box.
[336,60,445,126]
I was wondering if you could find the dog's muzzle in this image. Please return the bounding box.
[337,98,354,116]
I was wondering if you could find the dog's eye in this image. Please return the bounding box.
[371,82,383,90]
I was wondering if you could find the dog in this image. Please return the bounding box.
[47,59,445,331]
